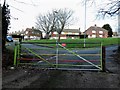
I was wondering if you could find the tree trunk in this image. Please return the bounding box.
[57,34,61,43]
[2,39,6,51]
[45,33,50,39]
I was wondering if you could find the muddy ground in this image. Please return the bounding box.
[2,46,120,89]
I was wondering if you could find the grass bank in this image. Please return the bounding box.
[23,38,119,48]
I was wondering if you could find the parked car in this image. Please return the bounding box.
[6,36,13,42]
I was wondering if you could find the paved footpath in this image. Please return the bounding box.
[105,45,120,73]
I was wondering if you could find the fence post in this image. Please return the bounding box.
[102,46,106,72]
[14,43,17,66]
[56,41,59,68]
[17,38,22,65]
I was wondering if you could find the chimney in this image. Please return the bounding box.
[32,27,34,29]
[94,24,97,27]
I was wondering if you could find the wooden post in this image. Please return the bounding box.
[102,46,106,72]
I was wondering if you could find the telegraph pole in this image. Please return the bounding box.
[0,4,2,90]
[3,0,6,6]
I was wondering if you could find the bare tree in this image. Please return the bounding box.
[98,0,119,17]
[83,0,120,17]
[36,12,56,39]
[36,8,74,40]
[53,8,74,42]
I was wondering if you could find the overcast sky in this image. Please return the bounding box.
[1,0,118,33]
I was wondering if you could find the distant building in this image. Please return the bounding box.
[51,29,81,39]
[84,25,108,38]
[112,32,118,37]
[9,27,43,40]
[9,30,25,36]
[24,27,42,40]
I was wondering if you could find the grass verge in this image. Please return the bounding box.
[23,38,119,48]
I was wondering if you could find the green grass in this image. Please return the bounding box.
[23,38,119,48]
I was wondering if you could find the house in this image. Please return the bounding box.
[9,30,25,36]
[9,27,43,40]
[51,29,81,39]
[112,32,118,37]
[24,27,42,40]
[84,25,108,38]
[8,30,25,41]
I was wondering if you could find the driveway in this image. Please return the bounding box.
[105,45,120,73]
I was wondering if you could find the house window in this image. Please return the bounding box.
[92,34,96,38]
[30,36,34,39]
[75,33,79,35]
[25,31,28,34]
[99,35,103,37]
[99,31,103,34]
[24,36,28,39]
[61,37,67,39]
[92,30,96,33]
[53,32,57,34]
[67,32,72,34]
[61,32,65,34]
[32,31,34,34]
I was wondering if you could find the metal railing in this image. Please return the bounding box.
[14,41,106,71]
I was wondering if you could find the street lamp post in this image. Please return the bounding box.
[53,11,59,68]
[84,0,87,48]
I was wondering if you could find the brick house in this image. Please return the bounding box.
[51,29,81,39]
[24,27,42,40]
[84,25,108,38]
[112,32,118,37]
[9,27,42,40]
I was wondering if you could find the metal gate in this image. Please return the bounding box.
[14,41,105,71]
